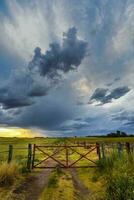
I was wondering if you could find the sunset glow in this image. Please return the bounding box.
[0,127,43,138]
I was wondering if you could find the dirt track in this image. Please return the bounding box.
[11,168,52,200]
[10,167,93,200]
[9,156,93,200]
[70,168,91,200]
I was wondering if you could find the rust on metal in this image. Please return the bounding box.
[32,143,98,169]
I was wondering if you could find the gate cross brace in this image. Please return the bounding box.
[68,146,97,167]
[69,146,97,166]
[34,147,65,167]
[36,146,66,167]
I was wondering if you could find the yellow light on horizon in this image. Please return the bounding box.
[0,127,44,138]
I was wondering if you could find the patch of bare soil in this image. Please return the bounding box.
[70,169,93,200]
[10,168,52,200]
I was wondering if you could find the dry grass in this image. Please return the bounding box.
[0,162,21,187]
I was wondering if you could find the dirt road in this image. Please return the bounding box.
[70,168,92,200]
[10,168,52,200]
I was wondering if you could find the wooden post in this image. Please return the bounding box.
[96,143,101,160]
[65,145,69,167]
[27,144,32,172]
[126,142,131,154]
[32,144,36,169]
[8,144,13,163]
[84,141,86,148]
[131,143,133,152]
[101,143,105,159]
[118,142,123,157]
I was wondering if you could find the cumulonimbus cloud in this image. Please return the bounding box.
[28,27,88,78]
[0,27,88,109]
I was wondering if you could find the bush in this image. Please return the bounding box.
[0,162,21,186]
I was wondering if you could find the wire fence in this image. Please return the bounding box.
[0,142,133,171]
[0,143,32,171]
[73,141,134,159]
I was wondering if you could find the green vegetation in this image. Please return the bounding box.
[0,137,64,164]
[69,136,134,143]
[96,153,134,200]
[0,137,133,200]
[39,168,74,200]
[107,130,133,137]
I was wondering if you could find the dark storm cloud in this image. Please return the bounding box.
[90,88,108,103]
[58,116,96,132]
[28,86,48,97]
[109,86,130,100]
[1,98,33,109]
[74,116,96,123]
[89,86,130,105]
[59,122,90,131]
[0,71,35,109]
[8,98,75,129]
[0,0,134,136]
[0,27,87,109]
[0,87,8,93]
[29,27,88,79]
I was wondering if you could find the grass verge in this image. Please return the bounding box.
[97,153,134,200]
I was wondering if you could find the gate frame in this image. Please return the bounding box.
[32,143,100,169]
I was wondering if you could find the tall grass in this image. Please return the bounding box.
[97,153,134,200]
[0,162,21,186]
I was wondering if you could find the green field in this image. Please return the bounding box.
[0,137,133,200]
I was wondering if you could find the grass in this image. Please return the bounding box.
[39,168,74,200]
[0,137,65,166]
[0,137,133,200]
[0,161,25,200]
[76,167,105,199]
[0,162,21,187]
[96,152,134,200]
[69,136,134,144]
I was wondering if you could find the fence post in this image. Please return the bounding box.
[32,144,36,169]
[65,145,69,167]
[118,142,123,157]
[84,141,86,148]
[101,143,105,159]
[27,144,32,172]
[131,143,133,152]
[96,143,101,160]
[126,142,131,154]
[8,144,13,163]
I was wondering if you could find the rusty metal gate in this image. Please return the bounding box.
[32,143,100,169]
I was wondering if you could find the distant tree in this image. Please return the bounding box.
[120,131,127,137]
[107,130,127,137]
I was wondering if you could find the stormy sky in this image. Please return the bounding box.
[0,0,134,136]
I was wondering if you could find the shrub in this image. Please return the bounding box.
[0,162,21,186]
